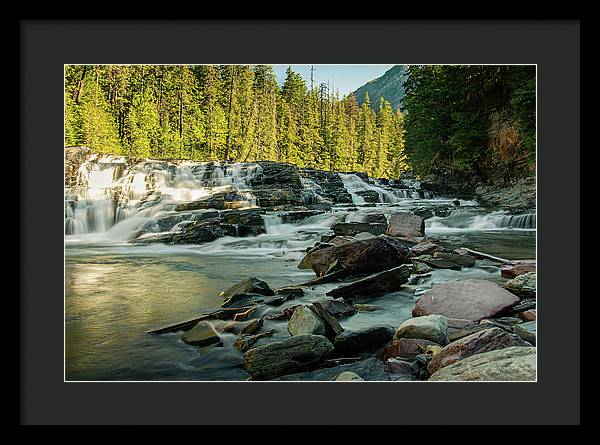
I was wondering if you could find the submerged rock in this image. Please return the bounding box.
[333,326,395,354]
[428,346,536,381]
[243,334,334,380]
[394,315,449,345]
[355,304,378,312]
[427,327,532,375]
[413,279,520,322]
[180,321,222,347]
[504,272,536,298]
[386,212,425,238]
[288,306,326,336]
[326,265,411,301]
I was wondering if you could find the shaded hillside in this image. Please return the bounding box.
[352,65,408,111]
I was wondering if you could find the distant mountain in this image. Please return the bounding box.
[352,65,408,112]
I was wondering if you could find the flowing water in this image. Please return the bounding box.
[65,156,536,380]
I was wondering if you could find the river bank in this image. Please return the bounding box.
[64,147,536,381]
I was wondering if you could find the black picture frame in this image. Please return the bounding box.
[20,20,580,425]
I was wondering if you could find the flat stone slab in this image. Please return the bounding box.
[326,265,411,301]
[273,357,389,381]
[501,260,536,278]
[428,346,536,381]
[180,321,222,347]
[413,279,520,322]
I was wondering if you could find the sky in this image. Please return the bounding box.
[273,64,395,96]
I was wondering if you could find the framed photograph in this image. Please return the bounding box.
[21,20,580,425]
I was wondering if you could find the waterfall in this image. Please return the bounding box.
[339,173,426,204]
[427,209,536,231]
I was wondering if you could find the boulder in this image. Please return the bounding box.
[303,237,410,278]
[428,346,536,381]
[264,305,302,321]
[413,279,520,321]
[504,272,536,298]
[219,277,275,301]
[394,315,449,345]
[381,338,440,362]
[174,187,249,211]
[335,371,365,381]
[448,321,502,342]
[287,306,326,336]
[410,241,443,256]
[386,212,425,237]
[514,321,536,345]
[501,260,536,278]
[275,286,304,298]
[221,292,267,308]
[180,321,222,347]
[427,327,532,375]
[310,302,344,338]
[243,334,334,380]
[326,265,411,301]
[279,210,324,224]
[331,222,387,237]
[240,318,264,336]
[365,213,388,224]
[316,299,357,319]
[272,357,388,381]
[333,326,395,354]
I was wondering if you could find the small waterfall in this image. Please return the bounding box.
[340,173,424,204]
[427,209,536,231]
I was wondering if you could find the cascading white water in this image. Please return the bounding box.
[427,209,536,231]
[340,173,429,204]
[65,156,265,237]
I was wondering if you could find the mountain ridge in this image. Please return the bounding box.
[352,65,408,111]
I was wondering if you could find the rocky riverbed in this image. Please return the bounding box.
[64,147,536,381]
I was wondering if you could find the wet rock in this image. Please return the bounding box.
[240,318,264,335]
[219,277,275,301]
[382,338,440,361]
[413,279,520,322]
[333,326,394,354]
[316,299,357,319]
[447,321,504,342]
[353,232,377,241]
[328,236,359,247]
[384,358,417,381]
[433,251,476,267]
[253,188,306,207]
[413,255,461,270]
[428,346,536,381]
[410,261,434,275]
[326,264,411,301]
[411,208,434,220]
[273,357,389,381]
[365,213,388,224]
[517,309,536,322]
[180,321,222,347]
[410,241,443,257]
[395,315,449,345]
[335,371,364,381]
[514,321,536,345]
[279,210,324,224]
[233,329,276,353]
[496,316,523,326]
[504,272,536,298]
[386,212,425,238]
[320,234,336,243]
[501,260,536,278]
[287,306,326,336]
[175,187,248,211]
[264,305,302,321]
[264,296,287,306]
[243,334,335,380]
[355,304,378,312]
[310,302,344,339]
[275,286,304,298]
[221,293,267,308]
[304,237,411,278]
[356,190,380,203]
[427,327,532,375]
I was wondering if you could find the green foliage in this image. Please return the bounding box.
[402,65,536,177]
[64,64,409,178]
